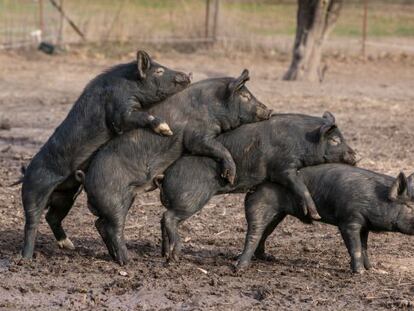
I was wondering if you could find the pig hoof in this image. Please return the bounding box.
[16,256,33,265]
[310,213,322,221]
[115,253,129,266]
[221,170,235,185]
[154,123,173,136]
[255,253,276,262]
[166,252,179,263]
[352,268,365,275]
[57,238,75,250]
[233,262,248,273]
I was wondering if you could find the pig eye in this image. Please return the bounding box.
[155,68,165,76]
[329,136,341,146]
[240,93,251,101]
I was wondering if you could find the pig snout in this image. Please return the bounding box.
[343,148,357,166]
[174,72,191,86]
[256,103,272,121]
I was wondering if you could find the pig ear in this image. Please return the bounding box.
[408,173,414,194]
[319,124,337,139]
[389,172,409,201]
[228,69,250,94]
[322,111,336,124]
[137,50,152,79]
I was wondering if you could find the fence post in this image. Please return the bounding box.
[38,0,45,40]
[362,0,368,56]
[212,0,220,41]
[58,0,64,45]
[205,0,210,38]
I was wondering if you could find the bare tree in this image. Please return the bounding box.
[283,0,343,82]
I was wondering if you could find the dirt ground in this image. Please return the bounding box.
[0,49,414,310]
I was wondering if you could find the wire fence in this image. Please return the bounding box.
[1,0,414,54]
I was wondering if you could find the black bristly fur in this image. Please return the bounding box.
[239,164,414,273]
[158,113,356,261]
[79,71,271,265]
[21,51,191,259]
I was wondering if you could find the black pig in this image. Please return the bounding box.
[239,164,414,273]
[159,113,356,261]
[77,70,271,265]
[21,51,191,259]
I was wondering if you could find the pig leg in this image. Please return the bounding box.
[113,100,172,136]
[161,216,169,257]
[278,169,321,220]
[184,132,237,184]
[254,213,287,261]
[339,223,364,274]
[237,195,273,270]
[122,111,172,136]
[159,165,219,261]
[45,185,81,250]
[95,214,128,265]
[161,197,213,261]
[22,167,66,258]
[236,220,267,271]
[360,229,372,270]
[238,186,286,270]
[90,189,134,265]
[162,210,183,262]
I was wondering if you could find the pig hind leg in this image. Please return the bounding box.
[45,183,81,250]
[161,210,182,262]
[254,213,286,261]
[95,215,128,265]
[162,208,201,262]
[237,190,286,271]
[360,229,372,270]
[92,192,134,265]
[86,186,135,265]
[22,168,65,258]
[161,189,214,261]
[339,222,365,274]
[236,220,268,271]
[161,216,169,257]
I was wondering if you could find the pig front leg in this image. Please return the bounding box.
[277,169,321,220]
[109,99,172,136]
[184,131,236,184]
[339,223,365,274]
[122,111,172,136]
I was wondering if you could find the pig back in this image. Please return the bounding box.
[300,164,395,223]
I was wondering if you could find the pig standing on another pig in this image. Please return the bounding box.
[77,70,272,265]
[158,112,357,262]
[239,164,414,273]
[21,51,191,259]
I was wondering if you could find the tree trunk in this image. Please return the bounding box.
[283,0,342,82]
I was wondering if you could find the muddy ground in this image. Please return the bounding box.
[0,49,414,310]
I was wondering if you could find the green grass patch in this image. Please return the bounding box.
[1,0,413,44]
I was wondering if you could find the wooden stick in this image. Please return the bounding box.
[38,0,45,38]
[205,0,210,38]
[57,0,64,44]
[362,0,368,56]
[212,0,220,41]
[49,0,86,41]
